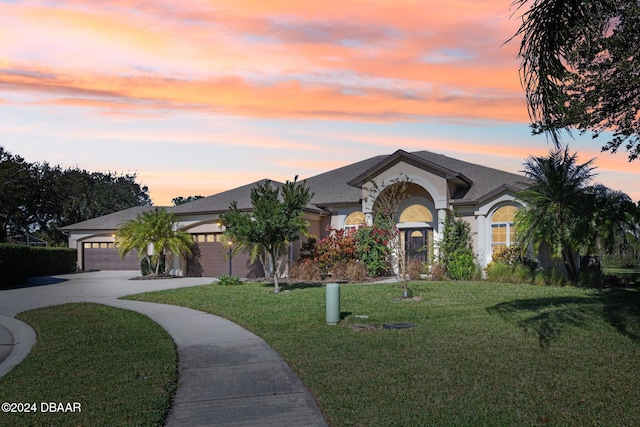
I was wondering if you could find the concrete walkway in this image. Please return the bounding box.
[0,271,327,426]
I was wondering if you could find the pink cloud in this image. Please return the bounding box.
[0,0,527,125]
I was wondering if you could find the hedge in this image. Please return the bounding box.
[0,244,76,288]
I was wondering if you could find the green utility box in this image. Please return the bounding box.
[326,283,340,325]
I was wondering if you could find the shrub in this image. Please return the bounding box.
[331,260,367,282]
[298,237,317,261]
[140,255,166,276]
[289,259,322,282]
[0,244,76,288]
[218,274,242,286]
[437,211,476,280]
[485,246,538,284]
[428,262,447,281]
[407,258,425,281]
[354,226,391,277]
[491,246,537,270]
[314,226,358,273]
[446,248,475,280]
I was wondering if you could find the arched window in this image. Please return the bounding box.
[344,211,366,231]
[491,205,518,256]
[399,204,433,223]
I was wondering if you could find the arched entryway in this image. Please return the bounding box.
[398,197,435,265]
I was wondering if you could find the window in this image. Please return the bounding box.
[192,233,218,243]
[344,211,366,231]
[399,204,433,223]
[491,205,518,256]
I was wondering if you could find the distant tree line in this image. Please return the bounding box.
[0,146,151,246]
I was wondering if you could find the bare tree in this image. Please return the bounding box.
[364,176,412,296]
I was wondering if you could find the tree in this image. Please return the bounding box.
[219,177,313,293]
[365,176,411,295]
[515,145,638,283]
[115,208,193,276]
[0,147,37,242]
[512,0,640,160]
[0,146,152,245]
[438,211,476,280]
[172,195,204,206]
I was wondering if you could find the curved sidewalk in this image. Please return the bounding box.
[0,271,327,426]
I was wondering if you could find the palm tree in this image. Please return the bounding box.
[516,146,597,282]
[511,0,640,160]
[115,208,193,276]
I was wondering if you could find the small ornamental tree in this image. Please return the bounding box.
[364,175,411,295]
[438,211,476,280]
[219,177,313,293]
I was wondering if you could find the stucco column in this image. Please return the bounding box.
[476,214,487,267]
[436,209,447,240]
[365,213,373,226]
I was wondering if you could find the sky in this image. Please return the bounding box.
[1,0,638,205]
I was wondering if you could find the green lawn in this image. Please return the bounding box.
[0,303,177,427]
[126,281,640,427]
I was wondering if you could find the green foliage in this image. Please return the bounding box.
[517,145,638,283]
[0,303,176,426]
[512,0,640,160]
[217,273,242,286]
[355,226,391,276]
[130,281,640,427]
[490,245,537,269]
[446,248,476,281]
[220,177,313,293]
[115,208,193,276]
[140,255,166,277]
[172,195,204,206]
[0,244,76,287]
[0,146,151,245]
[437,211,475,280]
[485,246,538,284]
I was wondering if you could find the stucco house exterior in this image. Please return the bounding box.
[62,149,527,277]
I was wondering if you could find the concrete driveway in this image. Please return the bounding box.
[0,271,327,426]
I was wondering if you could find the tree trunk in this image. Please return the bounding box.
[562,247,579,283]
[270,248,280,293]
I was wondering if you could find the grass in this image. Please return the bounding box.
[0,303,177,427]
[126,281,640,427]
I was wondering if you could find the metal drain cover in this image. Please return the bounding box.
[382,322,416,330]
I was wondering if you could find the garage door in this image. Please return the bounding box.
[187,241,264,277]
[83,242,140,271]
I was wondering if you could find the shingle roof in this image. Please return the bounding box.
[304,149,527,206]
[170,178,325,215]
[62,149,529,231]
[60,206,168,231]
[302,155,387,207]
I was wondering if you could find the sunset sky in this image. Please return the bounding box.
[1,0,638,205]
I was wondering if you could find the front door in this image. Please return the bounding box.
[404,228,428,263]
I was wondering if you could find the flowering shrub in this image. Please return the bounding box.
[314,226,358,273]
[355,226,392,276]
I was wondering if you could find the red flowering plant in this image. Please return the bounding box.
[314,226,358,274]
[355,225,392,276]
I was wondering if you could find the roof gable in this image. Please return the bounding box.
[347,149,473,188]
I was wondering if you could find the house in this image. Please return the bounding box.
[62,149,527,277]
